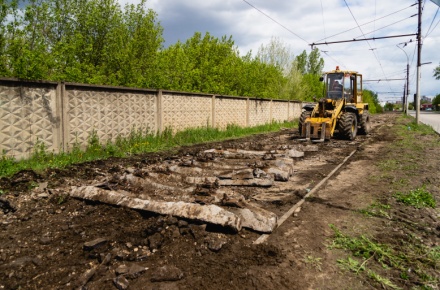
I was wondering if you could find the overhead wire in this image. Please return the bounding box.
[425,7,439,36]
[240,0,309,45]
[353,15,417,39]
[320,0,327,40]
[240,0,347,68]
[425,7,440,37]
[315,3,416,42]
[342,0,393,92]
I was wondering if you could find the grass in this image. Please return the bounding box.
[328,224,440,290]
[358,202,391,219]
[0,121,296,178]
[302,252,323,271]
[394,186,436,208]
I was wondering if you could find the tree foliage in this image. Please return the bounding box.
[434,64,440,80]
[433,94,440,111]
[362,89,382,114]
[0,0,326,101]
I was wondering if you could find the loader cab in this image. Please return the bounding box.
[326,73,344,100]
[324,71,360,103]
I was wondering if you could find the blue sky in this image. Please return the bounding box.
[126,0,440,101]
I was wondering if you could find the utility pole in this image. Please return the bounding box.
[396,44,410,115]
[416,0,422,124]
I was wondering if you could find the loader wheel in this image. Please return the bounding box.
[339,112,357,140]
[298,111,312,135]
[358,111,371,135]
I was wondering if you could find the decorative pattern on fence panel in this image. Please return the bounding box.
[214,97,247,128]
[248,99,271,127]
[162,93,212,131]
[0,83,59,159]
[272,101,290,122]
[65,87,157,150]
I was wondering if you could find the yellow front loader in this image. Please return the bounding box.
[299,66,370,142]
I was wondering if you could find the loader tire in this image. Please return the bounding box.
[339,112,357,140]
[358,111,370,135]
[298,111,312,135]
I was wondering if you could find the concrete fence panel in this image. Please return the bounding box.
[248,99,272,127]
[63,84,157,151]
[215,97,248,128]
[0,80,60,159]
[162,92,212,132]
[1,78,304,160]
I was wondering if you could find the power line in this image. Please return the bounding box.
[425,7,440,37]
[310,33,417,46]
[343,0,393,92]
[320,0,326,40]
[241,0,309,45]
[316,4,416,42]
[353,15,417,39]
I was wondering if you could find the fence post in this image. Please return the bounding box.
[60,82,69,152]
[211,95,216,128]
[246,98,250,127]
[55,82,63,153]
[270,99,273,122]
[157,89,163,134]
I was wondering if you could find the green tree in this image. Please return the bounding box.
[384,102,394,111]
[432,94,440,111]
[295,50,307,75]
[256,37,293,74]
[307,48,324,75]
[362,89,383,114]
[294,48,324,75]
[434,64,440,80]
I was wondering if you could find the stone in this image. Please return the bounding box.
[205,233,228,252]
[151,265,184,282]
[177,220,188,228]
[83,238,108,251]
[39,237,51,245]
[113,276,129,290]
[99,253,112,265]
[226,200,278,233]
[126,264,147,279]
[217,178,273,187]
[303,145,319,152]
[189,224,207,240]
[266,168,290,182]
[184,176,218,185]
[76,267,96,288]
[288,149,305,158]
[148,232,163,250]
[115,264,129,275]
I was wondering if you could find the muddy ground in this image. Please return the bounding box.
[0,112,439,290]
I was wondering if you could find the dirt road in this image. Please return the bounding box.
[1,112,439,290]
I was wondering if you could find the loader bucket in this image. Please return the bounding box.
[299,118,331,143]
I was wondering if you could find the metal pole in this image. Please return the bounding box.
[406,62,409,115]
[416,0,422,124]
[396,44,410,115]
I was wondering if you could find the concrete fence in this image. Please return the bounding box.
[0,78,303,160]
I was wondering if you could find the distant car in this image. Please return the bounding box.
[426,108,432,111]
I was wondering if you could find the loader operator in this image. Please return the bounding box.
[332,80,342,91]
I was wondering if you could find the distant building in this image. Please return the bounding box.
[421,95,432,102]
[421,103,433,110]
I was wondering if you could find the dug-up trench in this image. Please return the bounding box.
[68,120,372,233]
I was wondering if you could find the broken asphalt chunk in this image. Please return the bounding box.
[70,186,242,232]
